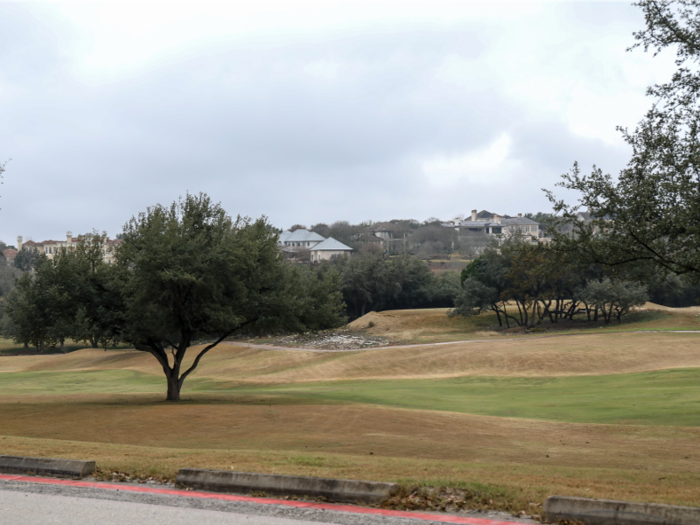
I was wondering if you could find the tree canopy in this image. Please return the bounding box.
[115,193,346,400]
[4,194,346,400]
[548,0,700,280]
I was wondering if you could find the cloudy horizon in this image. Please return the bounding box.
[0,1,676,244]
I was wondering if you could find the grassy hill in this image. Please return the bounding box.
[1,305,700,514]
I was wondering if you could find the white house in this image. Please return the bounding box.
[309,237,353,262]
[278,229,326,251]
[446,209,541,243]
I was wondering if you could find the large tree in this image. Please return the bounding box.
[549,0,700,280]
[115,193,345,401]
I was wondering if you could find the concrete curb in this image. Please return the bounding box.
[0,455,95,479]
[544,495,700,525]
[175,468,398,504]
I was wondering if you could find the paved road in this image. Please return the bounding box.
[0,478,535,525]
[0,490,327,525]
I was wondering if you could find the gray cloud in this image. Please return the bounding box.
[0,2,665,242]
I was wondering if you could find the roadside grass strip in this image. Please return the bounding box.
[0,474,525,525]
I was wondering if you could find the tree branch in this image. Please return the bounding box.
[178,319,256,385]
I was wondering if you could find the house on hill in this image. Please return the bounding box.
[278,229,326,252]
[365,221,412,251]
[445,209,541,245]
[16,232,121,264]
[2,248,17,264]
[310,238,353,262]
[278,229,353,262]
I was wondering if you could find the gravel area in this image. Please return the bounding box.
[0,478,539,525]
[253,330,391,350]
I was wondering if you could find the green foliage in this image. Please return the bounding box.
[451,239,648,327]
[13,247,41,272]
[116,193,345,400]
[460,257,486,285]
[548,0,700,281]
[334,253,437,318]
[3,233,120,350]
[580,278,649,324]
[286,265,347,331]
[4,194,346,400]
[428,271,462,307]
[449,277,498,318]
[648,272,700,307]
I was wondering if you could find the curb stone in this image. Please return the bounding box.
[0,455,95,479]
[544,495,700,525]
[176,468,398,504]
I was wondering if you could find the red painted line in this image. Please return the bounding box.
[0,473,525,525]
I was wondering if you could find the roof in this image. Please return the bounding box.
[283,229,326,243]
[310,237,353,251]
[464,210,514,221]
[457,216,538,228]
[500,217,539,225]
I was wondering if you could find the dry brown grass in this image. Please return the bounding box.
[1,397,699,508]
[3,307,700,511]
[347,304,700,344]
[4,331,699,383]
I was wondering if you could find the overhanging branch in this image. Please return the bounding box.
[178,319,256,385]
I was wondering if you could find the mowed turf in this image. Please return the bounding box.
[3,367,700,426]
[2,315,700,509]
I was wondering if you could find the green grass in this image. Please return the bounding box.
[237,369,700,426]
[0,370,164,395]
[4,366,700,426]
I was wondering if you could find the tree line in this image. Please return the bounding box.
[1,194,346,400]
[451,240,654,328]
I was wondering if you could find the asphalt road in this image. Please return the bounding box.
[0,490,328,525]
[0,478,535,525]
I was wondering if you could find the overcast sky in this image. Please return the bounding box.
[0,1,677,243]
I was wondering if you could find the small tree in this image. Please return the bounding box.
[449,277,499,318]
[580,278,649,324]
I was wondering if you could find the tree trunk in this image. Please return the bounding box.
[166,374,181,401]
[493,307,502,327]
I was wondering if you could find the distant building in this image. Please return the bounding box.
[310,238,353,262]
[278,229,352,262]
[2,248,17,264]
[444,209,541,248]
[16,232,121,264]
[364,221,412,251]
[278,229,326,252]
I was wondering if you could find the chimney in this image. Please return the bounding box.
[17,236,22,251]
[471,209,477,222]
[518,213,522,218]
[66,231,72,243]
[494,214,500,223]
